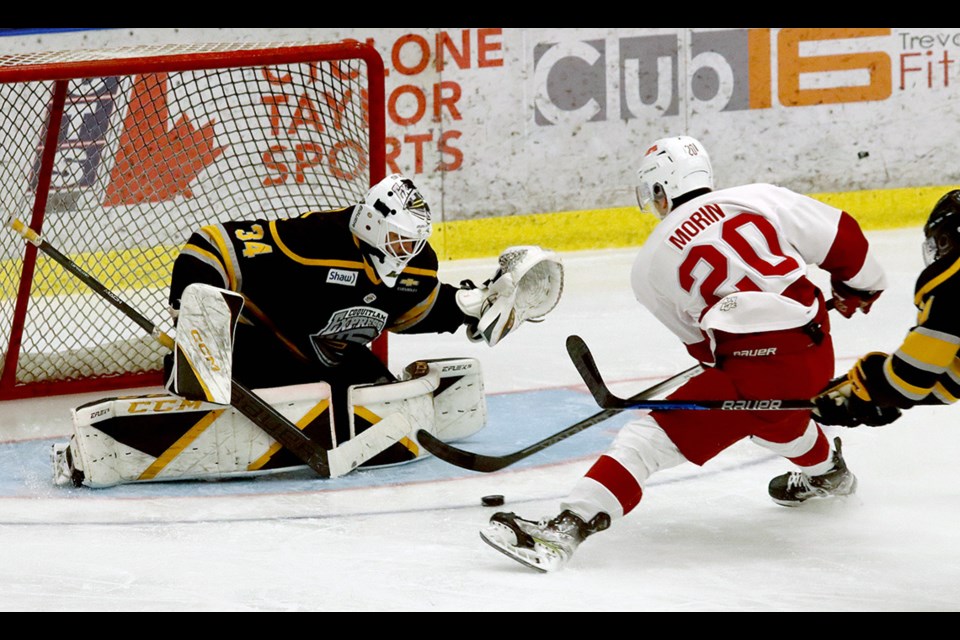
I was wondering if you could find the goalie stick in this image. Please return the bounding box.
[414,363,702,472]
[5,216,336,476]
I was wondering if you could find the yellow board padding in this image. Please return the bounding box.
[2,184,958,296]
[430,184,960,261]
[432,207,658,261]
[0,243,179,299]
[807,185,959,232]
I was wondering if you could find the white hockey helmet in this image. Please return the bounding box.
[635,135,714,219]
[350,173,432,287]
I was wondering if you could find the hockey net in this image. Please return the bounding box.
[0,41,386,400]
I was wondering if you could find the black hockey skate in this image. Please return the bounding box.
[479,509,610,572]
[768,437,857,507]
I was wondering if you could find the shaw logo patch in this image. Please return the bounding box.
[327,268,358,286]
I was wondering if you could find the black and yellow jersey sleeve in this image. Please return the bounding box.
[874,254,960,407]
[168,223,238,309]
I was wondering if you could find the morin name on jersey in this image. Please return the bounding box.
[327,268,358,286]
[668,203,726,250]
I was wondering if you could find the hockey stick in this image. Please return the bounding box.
[414,363,702,472]
[6,216,334,477]
[418,298,837,471]
[567,298,837,412]
[566,334,817,411]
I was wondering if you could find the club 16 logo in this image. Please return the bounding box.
[532,28,892,126]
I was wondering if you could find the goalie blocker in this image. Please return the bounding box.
[53,357,486,488]
[165,282,244,405]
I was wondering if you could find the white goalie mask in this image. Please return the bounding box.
[350,173,433,287]
[636,135,714,219]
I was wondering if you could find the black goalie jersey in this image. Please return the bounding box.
[168,207,467,372]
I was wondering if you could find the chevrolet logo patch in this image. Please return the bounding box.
[399,277,418,287]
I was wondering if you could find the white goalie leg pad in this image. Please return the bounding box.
[167,283,244,404]
[404,357,487,442]
[62,359,486,486]
[456,246,564,346]
[333,357,487,471]
[67,382,333,488]
[345,366,439,466]
[326,412,414,477]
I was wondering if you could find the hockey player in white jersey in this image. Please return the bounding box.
[480,135,888,572]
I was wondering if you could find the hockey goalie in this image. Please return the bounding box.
[51,174,564,488]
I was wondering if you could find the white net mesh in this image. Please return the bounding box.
[0,42,381,396]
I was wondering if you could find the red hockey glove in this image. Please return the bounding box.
[831,279,882,318]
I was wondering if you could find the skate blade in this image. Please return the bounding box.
[771,480,859,507]
[479,522,568,573]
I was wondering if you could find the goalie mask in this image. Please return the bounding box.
[923,189,960,267]
[351,173,432,287]
[636,135,713,220]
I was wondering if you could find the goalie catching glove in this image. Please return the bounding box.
[456,245,564,347]
[812,352,902,427]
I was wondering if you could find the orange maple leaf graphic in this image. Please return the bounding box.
[104,73,225,206]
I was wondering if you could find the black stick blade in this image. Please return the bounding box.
[416,429,515,473]
[565,334,629,408]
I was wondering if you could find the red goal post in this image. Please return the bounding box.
[0,40,387,401]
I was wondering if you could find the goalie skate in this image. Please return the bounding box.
[479,510,609,573]
[51,440,84,488]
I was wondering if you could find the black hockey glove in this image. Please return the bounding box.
[813,390,901,427]
[812,352,902,427]
[830,279,882,318]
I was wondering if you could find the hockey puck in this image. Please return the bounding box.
[481,494,505,507]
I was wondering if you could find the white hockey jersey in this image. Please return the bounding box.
[631,183,887,354]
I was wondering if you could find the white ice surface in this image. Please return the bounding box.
[1,226,958,612]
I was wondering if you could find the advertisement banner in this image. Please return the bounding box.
[2,27,958,231]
